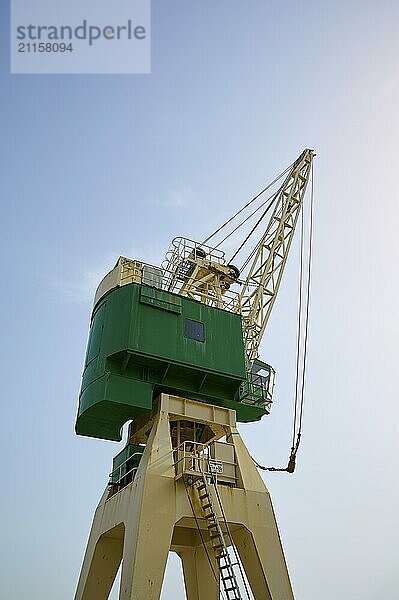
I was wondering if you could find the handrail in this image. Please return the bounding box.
[174,440,237,481]
[96,253,241,314]
[109,451,143,485]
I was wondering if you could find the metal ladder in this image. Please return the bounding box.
[195,475,243,600]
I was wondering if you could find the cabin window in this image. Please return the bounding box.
[184,319,205,342]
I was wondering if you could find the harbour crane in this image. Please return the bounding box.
[74,148,315,600]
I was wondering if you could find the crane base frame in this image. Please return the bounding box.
[74,394,294,600]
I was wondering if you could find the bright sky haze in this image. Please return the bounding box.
[1,1,399,599]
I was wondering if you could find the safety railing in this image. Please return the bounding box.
[174,440,237,485]
[238,366,275,411]
[94,247,242,314]
[108,452,143,490]
[161,237,241,313]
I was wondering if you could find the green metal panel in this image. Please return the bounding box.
[77,376,153,441]
[110,444,145,483]
[76,282,268,441]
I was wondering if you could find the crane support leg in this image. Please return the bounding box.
[226,431,294,599]
[75,404,176,600]
[177,547,219,600]
[74,523,124,599]
[233,527,272,599]
[74,394,294,600]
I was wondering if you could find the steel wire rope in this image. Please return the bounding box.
[182,476,227,599]
[292,197,305,450]
[210,189,280,254]
[228,190,280,265]
[201,160,296,247]
[209,472,251,599]
[298,162,314,433]
[251,162,315,473]
[239,235,263,274]
[228,161,300,268]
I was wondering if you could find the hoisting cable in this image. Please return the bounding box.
[228,189,279,265]
[211,187,280,253]
[238,221,272,275]
[298,161,314,436]
[251,161,315,474]
[201,159,296,246]
[291,192,306,455]
[183,477,229,600]
[228,159,300,267]
[209,471,251,599]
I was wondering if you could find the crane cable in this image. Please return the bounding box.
[209,471,251,599]
[252,162,315,474]
[228,161,300,267]
[228,189,280,265]
[201,159,296,247]
[211,187,280,254]
[183,477,229,600]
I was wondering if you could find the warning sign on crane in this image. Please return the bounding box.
[208,459,224,474]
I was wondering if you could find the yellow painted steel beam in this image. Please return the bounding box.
[74,394,294,600]
[239,148,315,363]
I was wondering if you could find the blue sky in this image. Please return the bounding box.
[1,1,399,598]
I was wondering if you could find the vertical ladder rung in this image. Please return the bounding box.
[193,476,242,600]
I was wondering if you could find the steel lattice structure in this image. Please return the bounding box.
[238,148,315,363]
